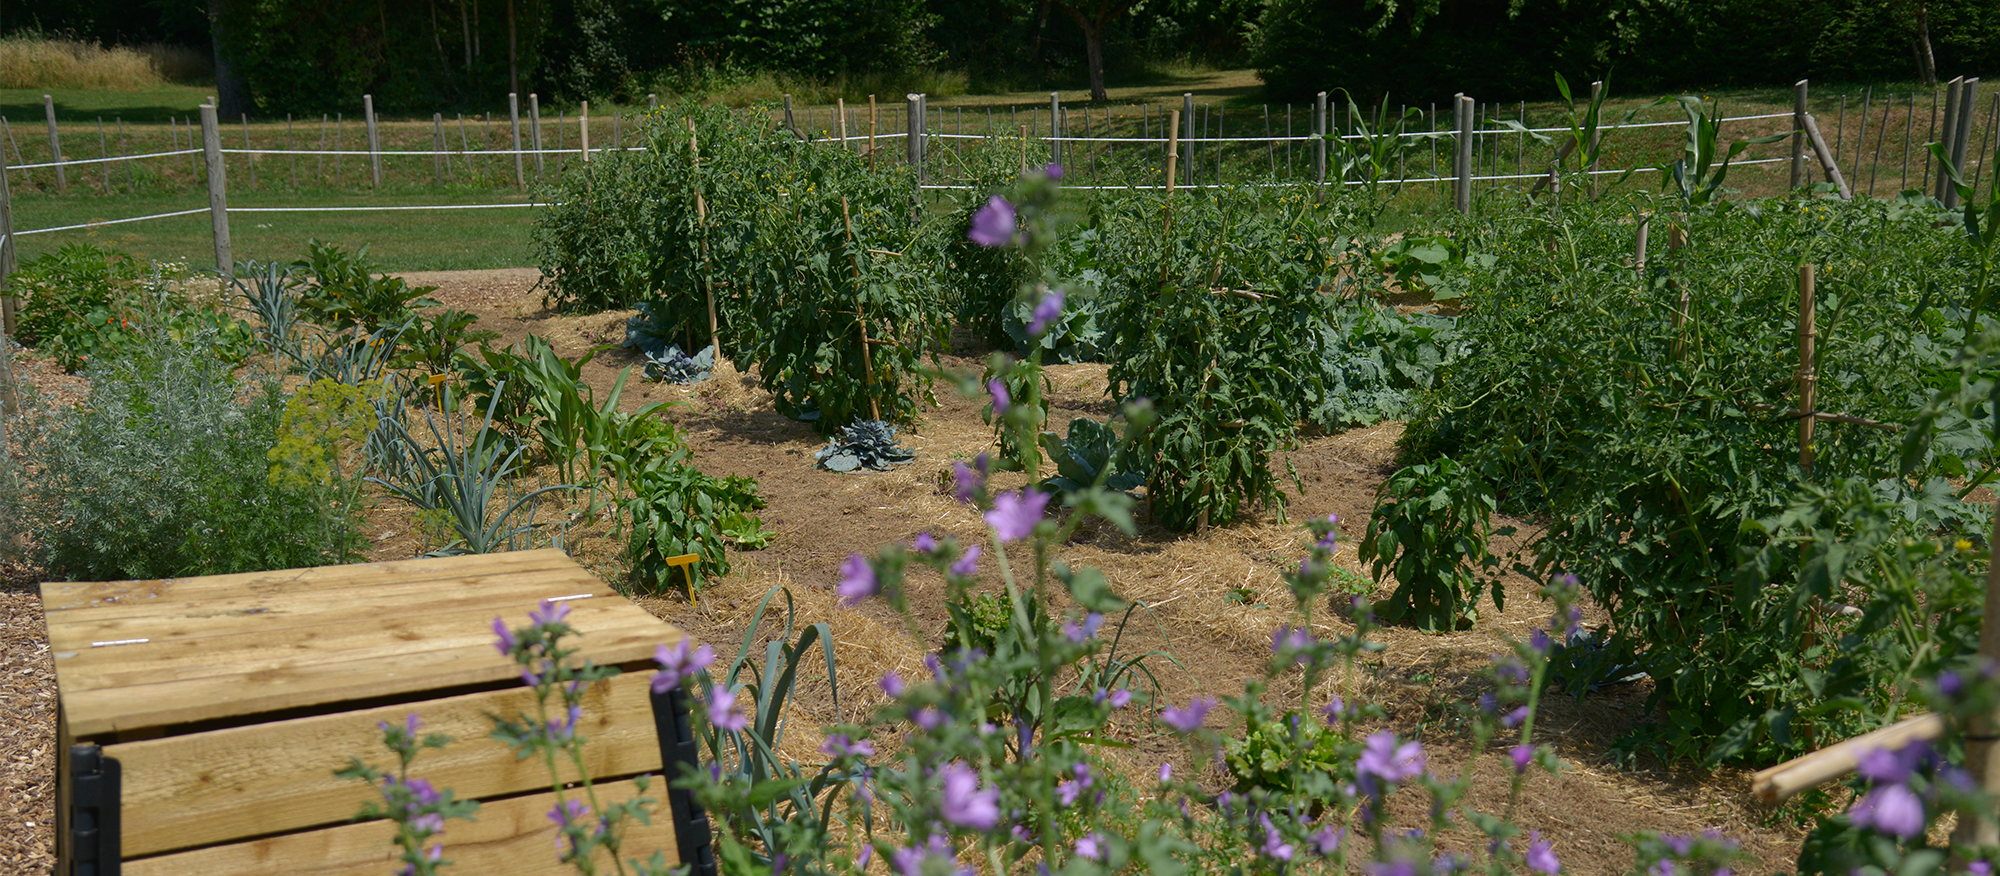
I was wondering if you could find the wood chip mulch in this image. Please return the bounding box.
[1,563,55,876]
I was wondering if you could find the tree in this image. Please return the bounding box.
[1054,0,1140,101]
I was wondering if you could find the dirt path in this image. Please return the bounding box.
[0,268,1812,874]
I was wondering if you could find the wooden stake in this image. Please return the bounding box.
[509,92,525,189]
[529,93,544,180]
[1952,496,2000,853]
[1798,263,1817,474]
[1791,80,1809,191]
[1802,113,1853,199]
[1165,109,1179,196]
[868,94,877,170]
[1018,124,1028,175]
[580,100,590,162]
[837,98,849,152]
[690,116,716,347]
[199,104,232,276]
[841,196,881,422]
[1754,712,1945,804]
[363,94,381,188]
[433,114,446,182]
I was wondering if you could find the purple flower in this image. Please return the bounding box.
[913,532,937,553]
[988,378,1011,414]
[1272,625,1315,662]
[821,734,875,758]
[1857,741,1929,785]
[939,761,1001,829]
[1503,707,1529,728]
[893,836,964,876]
[950,545,982,577]
[1316,515,1340,549]
[529,599,571,628]
[1529,628,1552,654]
[545,704,582,742]
[1320,697,1347,724]
[1075,832,1105,861]
[837,553,878,606]
[1045,162,1064,180]
[548,798,590,827]
[1311,825,1343,855]
[1478,692,1497,714]
[1260,814,1295,861]
[1525,833,1559,874]
[952,460,981,504]
[1510,744,1536,774]
[1939,671,1965,699]
[1160,696,1215,733]
[985,488,1050,542]
[913,706,946,731]
[1028,290,1066,335]
[1095,687,1132,708]
[968,195,1017,247]
[1969,862,1992,876]
[707,686,748,733]
[1848,783,1926,839]
[1158,762,1173,783]
[880,672,906,697]
[652,638,715,694]
[1063,612,1104,644]
[492,616,517,656]
[1357,731,1426,784]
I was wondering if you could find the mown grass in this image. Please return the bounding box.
[9,189,538,271]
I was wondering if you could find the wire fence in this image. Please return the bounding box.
[4,79,1995,264]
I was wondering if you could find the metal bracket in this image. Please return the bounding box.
[69,744,120,876]
[649,685,716,876]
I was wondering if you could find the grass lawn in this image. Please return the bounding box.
[9,188,539,271]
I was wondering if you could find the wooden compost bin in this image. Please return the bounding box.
[40,549,715,876]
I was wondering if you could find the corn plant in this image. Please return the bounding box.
[1662,96,1788,207]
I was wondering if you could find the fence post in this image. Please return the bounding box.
[0,143,15,341]
[580,100,590,162]
[1947,78,1980,208]
[784,94,797,138]
[363,94,382,188]
[1313,91,1327,189]
[200,104,232,276]
[529,93,544,181]
[1049,92,1061,169]
[42,94,64,193]
[1790,80,1809,190]
[648,93,657,112]
[432,113,444,183]
[1455,94,1473,214]
[509,92,525,189]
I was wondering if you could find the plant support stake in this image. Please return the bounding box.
[509,92,525,189]
[363,94,382,188]
[1798,263,1817,473]
[840,196,881,422]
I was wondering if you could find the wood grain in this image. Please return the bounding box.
[123,776,679,876]
[108,671,667,857]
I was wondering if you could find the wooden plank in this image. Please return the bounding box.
[110,671,666,857]
[124,776,677,876]
[44,567,608,649]
[52,593,663,694]
[60,617,679,738]
[42,550,577,614]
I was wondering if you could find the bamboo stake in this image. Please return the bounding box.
[837,98,849,152]
[841,196,881,422]
[1753,713,1945,804]
[690,117,716,347]
[1798,264,1817,474]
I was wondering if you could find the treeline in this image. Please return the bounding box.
[11,0,1996,112]
[1254,0,2000,102]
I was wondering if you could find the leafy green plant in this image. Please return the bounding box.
[294,239,439,332]
[1359,458,1503,631]
[624,454,767,592]
[231,259,303,356]
[10,242,148,370]
[1037,416,1145,498]
[391,308,498,375]
[1311,304,1461,429]
[8,330,364,579]
[814,420,915,473]
[1100,186,1346,530]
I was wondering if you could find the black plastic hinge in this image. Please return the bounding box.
[69,744,121,876]
[650,684,716,876]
